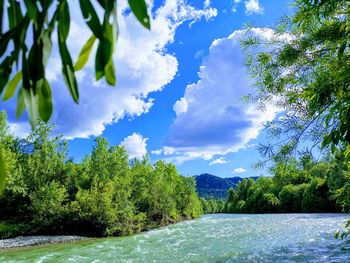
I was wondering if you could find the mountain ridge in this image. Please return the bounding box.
[195,173,258,199]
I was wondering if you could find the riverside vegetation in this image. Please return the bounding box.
[203,152,350,238]
[1,103,349,239]
[201,152,350,215]
[0,111,202,239]
[197,148,350,240]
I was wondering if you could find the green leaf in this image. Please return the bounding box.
[27,44,44,85]
[0,148,7,196]
[79,0,103,39]
[95,41,105,80]
[94,19,115,85]
[58,0,70,41]
[37,79,53,122]
[335,231,339,239]
[16,88,25,119]
[2,71,22,101]
[104,60,116,85]
[0,55,14,94]
[0,31,14,58]
[60,43,79,103]
[62,61,79,103]
[42,31,53,68]
[128,0,151,29]
[0,0,4,35]
[24,88,39,127]
[24,0,38,21]
[21,49,31,90]
[58,4,79,103]
[7,0,23,29]
[101,20,115,85]
[346,220,350,228]
[74,35,96,71]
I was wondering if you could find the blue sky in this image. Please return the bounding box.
[3,0,294,178]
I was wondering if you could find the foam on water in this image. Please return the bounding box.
[1,214,350,262]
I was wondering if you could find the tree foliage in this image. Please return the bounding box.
[0,0,150,125]
[224,153,348,214]
[242,0,350,239]
[0,111,202,237]
[243,0,350,164]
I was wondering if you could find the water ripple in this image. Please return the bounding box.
[1,214,349,262]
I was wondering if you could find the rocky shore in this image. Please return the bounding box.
[0,236,87,250]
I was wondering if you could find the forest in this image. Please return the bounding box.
[0,111,202,238]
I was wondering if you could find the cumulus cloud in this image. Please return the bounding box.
[121,133,148,159]
[209,158,227,166]
[173,98,189,116]
[231,0,263,14]
[4,0,217,139]
[233,167,246,174]
[164,28,279,162]
[244,0,263,14]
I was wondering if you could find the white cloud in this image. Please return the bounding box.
[121,133,148,159]
[163,146,177,155]
[151,149,162,155]
[6,0,217,139]
[173,97,189,116]
[204,0,211,8]
[245,0,263,14]
[164,28,279,162]
[209,158,227,166]
[233,167,246,174]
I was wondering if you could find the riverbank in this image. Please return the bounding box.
[0,236,87,250]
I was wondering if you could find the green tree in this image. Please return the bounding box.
[243,0,350,236]
[0,113,203,238]
[243,0,350,165]
[278,184,307,212]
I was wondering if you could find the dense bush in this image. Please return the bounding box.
[0,111,202,238]
[224,153,350,214]
[200,198,225,214]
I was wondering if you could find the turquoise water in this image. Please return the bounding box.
[1,214,349,262]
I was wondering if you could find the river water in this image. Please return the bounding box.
[1,214,349,262]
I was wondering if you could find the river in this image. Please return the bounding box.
[1,214,349,262]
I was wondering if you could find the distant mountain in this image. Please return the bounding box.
[195,173,258,199]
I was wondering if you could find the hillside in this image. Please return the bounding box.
[195,173,258,199]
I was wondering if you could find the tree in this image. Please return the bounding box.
[0,0,150,125]
[0,114,203,238]
[243,0,350,237]
[243,0,350,164]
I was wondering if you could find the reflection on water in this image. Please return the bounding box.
[1,214,349,262]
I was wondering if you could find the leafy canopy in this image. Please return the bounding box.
[243,0,350,163]
[0,112,203,237]
[242,0,350,239]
